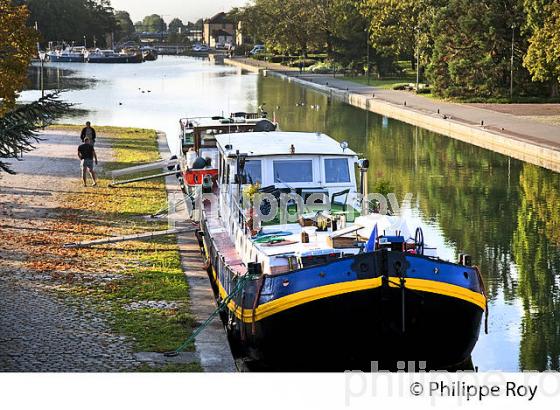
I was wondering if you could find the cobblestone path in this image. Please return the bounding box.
[0,131,140,372]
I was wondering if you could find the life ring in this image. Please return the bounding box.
[415,227,424,255]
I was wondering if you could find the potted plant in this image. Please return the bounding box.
[243,182,261,236]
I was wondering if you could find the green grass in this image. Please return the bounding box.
[448,96,560,104]
[133,363,203,372]
[342,60,417,89]
[50,124,198,371]
[341,75,417,89]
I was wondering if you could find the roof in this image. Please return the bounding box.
[215,132,358,157]
[180,116,269,130]
[205,12,231,24]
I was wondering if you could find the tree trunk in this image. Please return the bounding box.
[550,79,559,98]
[326,32,333,61]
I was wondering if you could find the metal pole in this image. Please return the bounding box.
[416,28,420,93]
[510,25,515,99]
[416,45,420,92]
[84,35,87,48]
[40,56,44,99]
[366,29,370,85]
[35,21,44,98]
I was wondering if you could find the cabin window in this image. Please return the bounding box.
[324,158,350,183]
[244,160,262,184]
[273,160,313,183]
[183,131,194,145]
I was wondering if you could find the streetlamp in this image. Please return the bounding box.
[84,35,87,48]
[510,24,515,100]
[34,21,45,98]
[38,50,46,99]
[366,28,370,85]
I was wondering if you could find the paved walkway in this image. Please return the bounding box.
[290,73,560,151]
[0,131,140,372]
[226,57,560,152]
[157,133,237,372]
[229,57,299,72]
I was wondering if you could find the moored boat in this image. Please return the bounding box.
[85,49,143,64]
[46,47,85,63]
[141,47,158,61]
[176,112,276,195]
[184,130,487,371]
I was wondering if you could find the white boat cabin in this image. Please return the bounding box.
[200,131,437,276]
[207,132,360,274]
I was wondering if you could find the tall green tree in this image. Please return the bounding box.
[0,0,38,115]
[114,10,134,41]
[0,1,71,174]
[168,18,184,34]
[427,0,522,99]
[359,0,432,63]
[241,0,323,55]
[523,1,560,96]
[21,0,116,47]
[142,14,166,33]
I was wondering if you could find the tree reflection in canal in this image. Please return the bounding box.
[257,75,560,370]
[515,164,560,371]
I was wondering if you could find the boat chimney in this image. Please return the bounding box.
[358,159,369,214]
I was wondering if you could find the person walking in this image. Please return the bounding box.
[80,121,96,145]
[78,137,98,187]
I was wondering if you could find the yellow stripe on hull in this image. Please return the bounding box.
[202,235,486,323]
[210,268,486,324]
[387,278,487,311]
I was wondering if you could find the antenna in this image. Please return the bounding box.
[227,96,231,146]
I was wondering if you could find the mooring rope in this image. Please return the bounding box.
[164,272,258,357]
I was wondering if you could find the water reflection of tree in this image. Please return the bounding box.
[259,76,560,370]
[514,164,560,371]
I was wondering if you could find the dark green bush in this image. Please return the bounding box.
[269,55,285,63]
[392,83,410,91]
[416,87,431,94]
[287,58,316,68]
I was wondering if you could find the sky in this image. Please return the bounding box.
[110,0,248,24]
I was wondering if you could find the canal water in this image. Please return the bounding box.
[23,56,560,372]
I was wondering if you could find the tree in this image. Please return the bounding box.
[359,0,429,62]
[427,0,522,99]
[20,0,116,47]
[0,0,38,115]
[1,93,72,174]
[168,18,184,34]
[238,0,321,56]
[234,3,267,46]
[523,1,560,97]
[115,10,134,41]
[0,1,71,175]
[142,14,166,33]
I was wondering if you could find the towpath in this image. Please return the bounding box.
[226,57,560,170]
[0,130,140,371]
